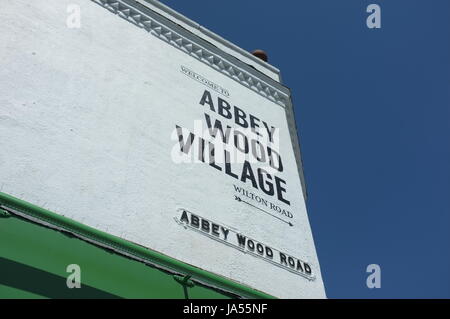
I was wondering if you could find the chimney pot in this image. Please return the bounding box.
[252,49,268,62]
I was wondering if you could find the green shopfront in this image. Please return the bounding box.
[0,192,272,299]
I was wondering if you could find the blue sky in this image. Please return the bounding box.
[159,0,450,298]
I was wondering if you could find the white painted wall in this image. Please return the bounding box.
[0,0,325,298]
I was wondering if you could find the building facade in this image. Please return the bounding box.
[0,0,325,298]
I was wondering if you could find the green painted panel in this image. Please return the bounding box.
[0,284,47,299]
[0,215,230,299]
[0,192,273,299]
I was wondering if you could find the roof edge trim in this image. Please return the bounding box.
[138,0,281,76]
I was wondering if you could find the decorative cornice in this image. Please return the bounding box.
[92,0,289,107]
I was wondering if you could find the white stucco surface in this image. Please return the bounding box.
[0,0,325,298]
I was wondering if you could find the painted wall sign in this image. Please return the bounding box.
[0,0,325,298]
[175,209,314,280]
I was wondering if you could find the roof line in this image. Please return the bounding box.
[137,0,281,75]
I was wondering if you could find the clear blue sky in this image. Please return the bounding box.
[159,0,450,298]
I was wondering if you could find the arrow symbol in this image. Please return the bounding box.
[234,196,294,227]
